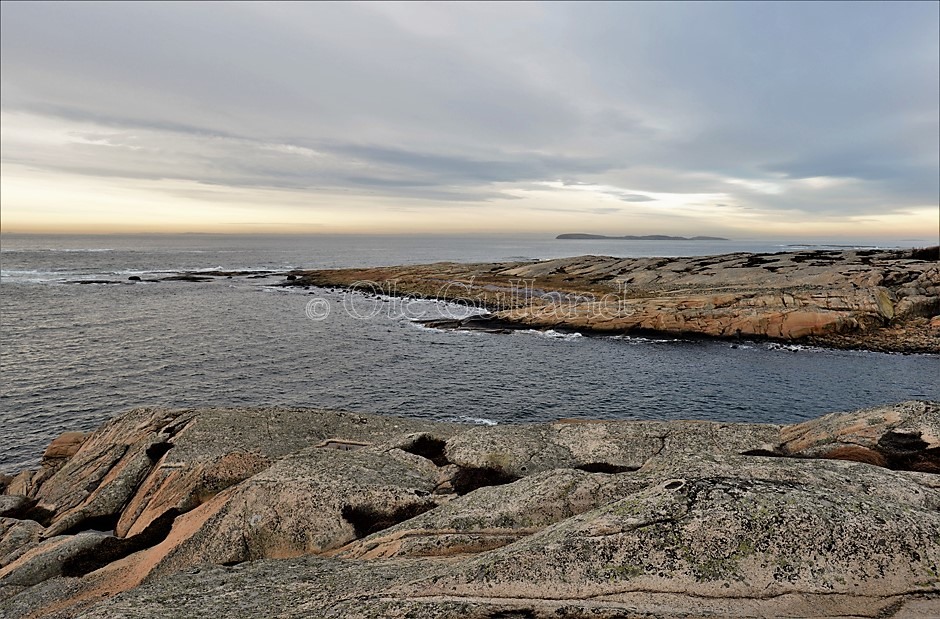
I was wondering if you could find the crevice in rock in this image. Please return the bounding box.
[741,442,939,473]
[7,498,55,527]
[486,611,538,619]
[60,508,180,577]
[160,416,194,439]
[60,511,121,535]
[740,449,784,458]
[790,251,842,264]
[146,442,173,463]
[0,495,32,518]
[22,504,57,526]
[451,466,519,496]
[341,502,437,539]
[318,439,369,452]
[0,497,58,525]
[873,598,906,619]
[402,436,450,467]
[730,254,776,268]
[890,447,940,474]
[574,463,638,474]
[877,432,940,473]
[651,435,668,457]
[878,431,929,454]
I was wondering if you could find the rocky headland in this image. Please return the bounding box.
[284,246,940,353]
[1,401,938,618]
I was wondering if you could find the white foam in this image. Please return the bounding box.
[1,269,77,284]
[519,329,583,341]
[44,248,115,253]
[455,416,498,426]
[765,342,825,353]
[613,335,688,344]
[110,269,175,276]
[261,286,307,294]
[408,322,485,336]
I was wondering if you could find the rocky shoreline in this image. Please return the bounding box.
[284,246,940,354]
[1,401,938,618]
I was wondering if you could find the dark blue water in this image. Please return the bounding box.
[1,234,937,473]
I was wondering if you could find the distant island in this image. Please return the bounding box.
[556,233,729,240]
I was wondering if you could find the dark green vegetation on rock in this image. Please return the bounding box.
[1,402,938,618]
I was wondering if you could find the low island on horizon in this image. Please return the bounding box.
[557,233,730,241]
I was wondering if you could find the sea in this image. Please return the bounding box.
[1,233,938,474]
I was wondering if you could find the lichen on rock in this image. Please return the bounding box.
[1,402,938,619]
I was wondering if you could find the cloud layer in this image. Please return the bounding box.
[1,2,937,236]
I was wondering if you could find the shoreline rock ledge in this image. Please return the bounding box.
[1,402,938,618]
[285,246,940,353]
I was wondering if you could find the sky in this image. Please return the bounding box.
[1,1,938,239]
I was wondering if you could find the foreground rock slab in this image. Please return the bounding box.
[1,402,938,618]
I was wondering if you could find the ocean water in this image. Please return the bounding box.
[1,233,937,473]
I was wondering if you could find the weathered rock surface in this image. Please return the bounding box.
[139,445,441,581]
[335,467,652,560]
[0,531,111,590]
[110,406,452,538]
[444,418,781,479]
[12,407,455,540]
[26,408,191,537]
[0,497,32,521]
[777,400,940,472]
[40,433,89,466]
[0,519,43,568]
[286,247,940,352]
[382,472,938,618]
[1,402,938,618]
